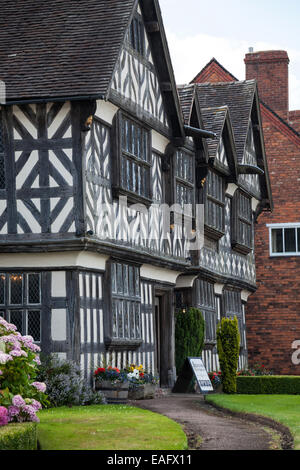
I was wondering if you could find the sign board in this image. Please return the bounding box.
[172,357,213,394]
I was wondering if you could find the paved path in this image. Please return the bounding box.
[131,394,274,450]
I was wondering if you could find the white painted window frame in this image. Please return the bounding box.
[267,222,300,256]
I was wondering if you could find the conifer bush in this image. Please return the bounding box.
[175,307,205,375]
[217,316,240,394]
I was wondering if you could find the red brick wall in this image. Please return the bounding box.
[245,50,289,121]
[246,111,300,374]
[289,110,300,134]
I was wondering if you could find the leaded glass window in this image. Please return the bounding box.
[174,149,194,215]
[115,113,152,202]
[129,15,145,56]
[0,273,42,342]
[195,279,217,342]
[232,190,252,254]
[110,262,141,342]
[204,169,225,238]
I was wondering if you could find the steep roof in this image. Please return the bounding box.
[196,80,257,163]
[177,84,195,125]
[200,106,228,158]
[0,0,136,100]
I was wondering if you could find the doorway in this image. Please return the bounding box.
[154,289,175,388]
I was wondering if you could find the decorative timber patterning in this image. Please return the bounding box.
[85,119,112,237]
[111,13,169,130]
[2,102,76,235]
[79,271,104,380]
[200,197,256,285]
[84,126,186,259]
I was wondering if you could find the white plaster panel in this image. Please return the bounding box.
[0,251,109,270]
[51,309,67,341]
[151,130,170,154]
[51,271,66,298]
[141,264,183,284]
[95,100,119,124]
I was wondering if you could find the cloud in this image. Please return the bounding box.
[165,29,300,110]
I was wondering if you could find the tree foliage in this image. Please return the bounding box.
[175,307,205,375]
[217,316,240,393]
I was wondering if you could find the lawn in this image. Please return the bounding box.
[206,394,300,450]
[37,405,188,450]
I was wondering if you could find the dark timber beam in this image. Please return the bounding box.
[184,125,217,140]
[238,164,265,175]
[145,21,160,33]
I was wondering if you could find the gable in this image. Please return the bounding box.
[192,58,238,85]
[110,2,170,131]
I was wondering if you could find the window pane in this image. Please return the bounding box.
[298,228,300,253]
[27,310,41,342]
[10,310,23,333]
[272,229,283,253]
[10,275,23,305]
[28,273,41,304]
[284,228,296,252]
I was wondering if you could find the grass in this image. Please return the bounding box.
[37,405,188,450]
[206,394,300,450]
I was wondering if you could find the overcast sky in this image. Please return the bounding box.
[159,0,300,110]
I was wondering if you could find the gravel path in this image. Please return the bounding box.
[130,394,275,450]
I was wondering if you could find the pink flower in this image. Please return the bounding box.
[7,406,20,421]
[12,394,26,407]
[31,381,46,393]
[0,406,8,426]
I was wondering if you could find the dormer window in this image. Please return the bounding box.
[174,148,195,215]
[231,190,252,255]
[204,169,225,239]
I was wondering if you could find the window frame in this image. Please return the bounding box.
[0,272,42,343]
[112,110,153,206]
[268,223,300,256]
[173,147,195,217]
[231,189,253,255]
[203,168,226,240]
[104,260,142,350]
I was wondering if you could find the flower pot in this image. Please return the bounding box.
[94,380,129,404]
[128,384,157,400]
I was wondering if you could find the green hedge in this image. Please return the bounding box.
[0,423,37,450]
[237,376,300,394]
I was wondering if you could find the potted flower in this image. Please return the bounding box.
[126,364,159,400]
[93,366,129,404]
[208,371,222,393]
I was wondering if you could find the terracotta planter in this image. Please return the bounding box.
[94,380,129,404]
[128,384,157,400]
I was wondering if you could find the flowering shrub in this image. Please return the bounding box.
[94,366,128,383]
[125,364,159,387]
[208,371,222,389]
[94,364,159,387]
[37,354,105,407]
[237,363,273,376]
[0,316,47,425]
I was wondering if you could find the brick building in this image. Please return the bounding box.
[193,51,300,374]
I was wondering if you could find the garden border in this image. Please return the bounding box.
[205,398,294,450]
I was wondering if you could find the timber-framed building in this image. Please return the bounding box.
[0,0,272,385]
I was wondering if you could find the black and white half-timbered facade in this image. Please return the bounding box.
[0,0,272,385]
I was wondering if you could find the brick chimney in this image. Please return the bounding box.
[244,50,290,120]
